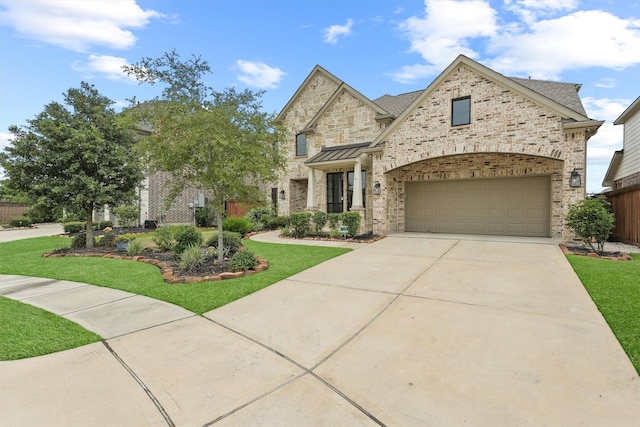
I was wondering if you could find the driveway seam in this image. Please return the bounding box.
[102,340,176,427]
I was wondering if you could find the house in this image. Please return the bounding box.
[602,96,640,246]
[274,55,603,240]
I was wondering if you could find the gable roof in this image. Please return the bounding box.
[373,90,423,117]
[509,77,587,116]
[602,150,624,187]
[614,96,640,125]
[305,142,371,167]
[274,65,344,123]
[372,55,601,147]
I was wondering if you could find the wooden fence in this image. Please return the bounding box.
[606,184,640,246]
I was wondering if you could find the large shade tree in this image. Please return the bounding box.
[0,82,144,247]
[123,51,286,261]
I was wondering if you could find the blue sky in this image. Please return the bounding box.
[1,0,639,193]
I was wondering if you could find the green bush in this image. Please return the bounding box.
[64,221,86,233]
[287,212,312,237]
[173,225,203,255]
[126,239,144,256]
[245,207,275,231]
[58,214,82,223]
[229,249,257,272]
[97,220,113,230]
[312,211,328,233]
[223,217,252,235]
[328,213,341,231]
[9,216,32,227]
[71,232,95,249]
[96,233,116,247]
[265,216,288,230]
[195,205,216,227]
[206,230,242,253]
[566,195,615,255]
[340,212,361,237]
[152,226,176,251]
[112,205,139,228]
[179,244,208,271]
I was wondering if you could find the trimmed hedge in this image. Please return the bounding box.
[9,217,32,227]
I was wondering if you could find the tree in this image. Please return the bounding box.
[565,195,615,255]
[0,82,144,247]
[123,51,286,261]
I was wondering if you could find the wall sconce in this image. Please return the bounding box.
[279,189,286,200]
[373,181,381,195]
[569,169,581,188]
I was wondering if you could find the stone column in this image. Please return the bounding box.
[306,166,318,210]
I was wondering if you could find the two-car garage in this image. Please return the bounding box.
[404,176,551,237]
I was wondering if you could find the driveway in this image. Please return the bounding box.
[0,222,63,242]
[1,233,639,426]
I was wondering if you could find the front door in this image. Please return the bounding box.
[327,172,343,213]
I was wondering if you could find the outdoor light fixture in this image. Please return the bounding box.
[373,181,381,195]
[279,189,286,200]
[569,169,581,188]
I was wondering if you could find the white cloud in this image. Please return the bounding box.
[324,18,354,44]
[582,97,627,167]
[489,10,640,79]
[236,60,286,89]
[0,0,163,52]
[504,0,578,24]
[392,0,497,83]
[71,54,135,82]
[0,132,13,150]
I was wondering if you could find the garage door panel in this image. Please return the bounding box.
[405,176,550,237]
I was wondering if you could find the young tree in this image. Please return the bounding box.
[124,51,286,261]
[565,195,615,255]
[0,82,144,247]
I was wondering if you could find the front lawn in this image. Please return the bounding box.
[567,253,640,374]
[0,235,351,360]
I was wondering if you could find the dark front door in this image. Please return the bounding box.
[327,172,343,213]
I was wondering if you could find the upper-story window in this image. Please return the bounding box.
[296,133,307,156]
[452,96,471,126]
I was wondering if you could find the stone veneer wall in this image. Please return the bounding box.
[148,171,202,224]
[373,64,587,240]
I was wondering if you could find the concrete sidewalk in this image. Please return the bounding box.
[1,233,639,426]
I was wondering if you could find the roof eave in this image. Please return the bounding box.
[613,96,640,125]
[602,149,624,187]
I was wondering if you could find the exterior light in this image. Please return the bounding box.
[569,169,581,188]
[373,181,381,195]
[279,189,286,200]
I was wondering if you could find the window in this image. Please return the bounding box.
[296,133,307,156]
[327,172,343,213]
[452,97,471,126]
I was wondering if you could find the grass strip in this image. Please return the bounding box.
[567,253,640,374]
[0,296,102,360]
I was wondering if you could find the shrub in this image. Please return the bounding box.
[96,233,116,247]
[112,205,139,228]
[245,207,275,231]
[115,233,140,243]
[64,221,86,233]
[206,230,242,253]
[566,195,615,255]
[195,205,216,227]
[340,212,361,237]
[97,220,113,230]
[152,226,176,251]
[328,213,341,231]
[179,244,208,271]
[223,217,252,235]
[229,249,257,272]
[312,211,328,233]
[71,232,95,249]
[173,225,203,255]
[265,216,288,230]
[9,216,32,227]
[58,214,82,223]
[126,239,144,256]
[287,212,312,237]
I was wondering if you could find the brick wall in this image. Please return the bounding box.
[0,201,29,224]
[373,64,587,240]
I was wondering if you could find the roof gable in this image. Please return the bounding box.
[614,96,640,125]
[372,55,594,146]
[275,65,344,123]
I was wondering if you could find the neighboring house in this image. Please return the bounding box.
[274,55,603,240]
[602,96,640,246]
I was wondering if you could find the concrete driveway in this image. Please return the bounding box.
[0,222,63,242]
[1,233,639,426]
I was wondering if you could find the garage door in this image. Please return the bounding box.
[405,176,550,237]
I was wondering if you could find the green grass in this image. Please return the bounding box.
[0,235,350,359]
[567,253,640,374]
[0,296,102,360]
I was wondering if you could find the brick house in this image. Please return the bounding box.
[274,55,603,240]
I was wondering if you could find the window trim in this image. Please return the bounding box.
[451,96,471,127]
[295,133,307,157]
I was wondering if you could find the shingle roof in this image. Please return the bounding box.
[373,90,423,117]
[305,142,371,165]
[509,77,587,116]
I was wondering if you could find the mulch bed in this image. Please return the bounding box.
[559,244,633,261]
[42,245,268,284]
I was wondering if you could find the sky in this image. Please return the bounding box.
[1,0,639,193]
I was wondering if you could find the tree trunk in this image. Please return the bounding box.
[216,207,224,263]
[85,206,95,248]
